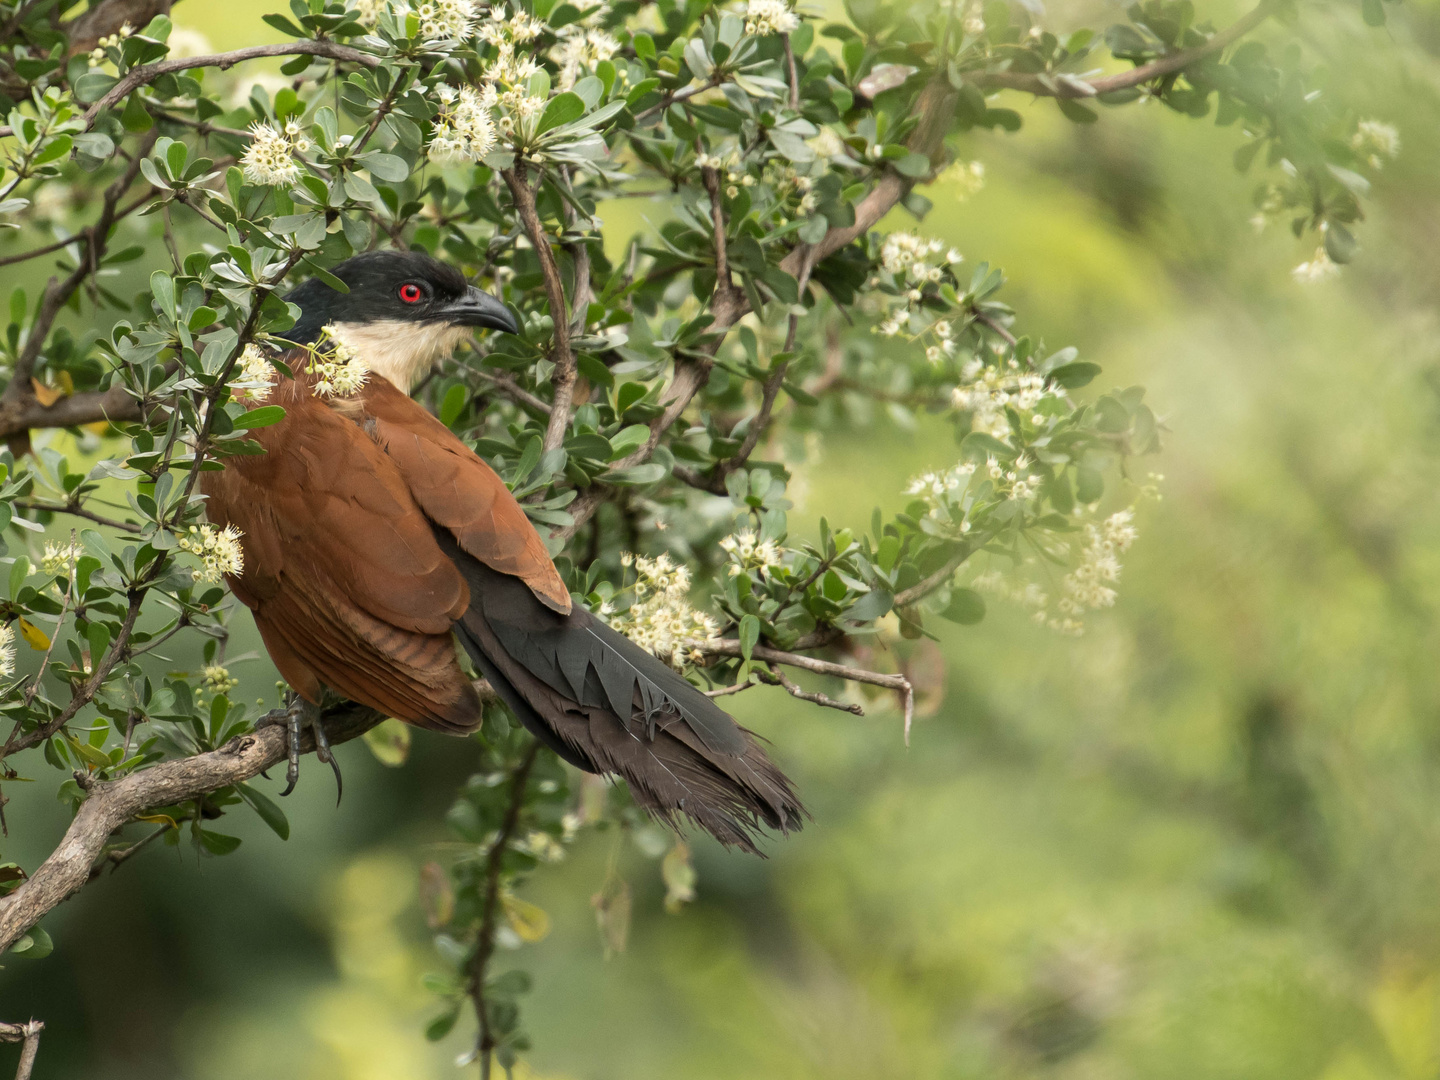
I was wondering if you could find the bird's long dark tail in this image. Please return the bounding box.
[438,535,804,853]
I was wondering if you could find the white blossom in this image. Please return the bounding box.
[940,159,985,199]
[234,343,277,397]
[1351,119,1399,168]
[428,84,497,163]
[718,529,783,579]
[179,523,245,583]
[952,357,1056,438]
[240,121,304,187]
[551,27,620,89]
[808,126,846,160]
[1292,247,1339,284]
[1058,510,1137,617]
[608,553,719,669]
[0,623,13,680]
[744,0,799,36]
[41,539,81,578]
[311,325,370,398]
[416,0,476,39]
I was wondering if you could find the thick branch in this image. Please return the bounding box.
[0,703,384,952]
[502,166,576,453]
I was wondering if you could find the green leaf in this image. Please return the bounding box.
[199,830,242,856]
[940,588,986,625]
[738,613,760,661]
[1048,361,1102,389]
[1057,98,1098,124]
[11,926,52,959]
[894,152,931,178]
[604,462,666,485]
[237,783,290,840]
[151,271,176,321]
[439,383,468,427]
[232,405,286,429]
[356,151,409,182]
[1324,221,1358,265]
[536,92,586,136]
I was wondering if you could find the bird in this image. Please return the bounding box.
[201,250,803,852]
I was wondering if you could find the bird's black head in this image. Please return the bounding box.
[285,250,519,342]
[281,250,520,390]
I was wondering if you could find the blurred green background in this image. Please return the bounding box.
[10,1,1440,1077]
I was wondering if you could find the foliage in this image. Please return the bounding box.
[0,0,1399,1073]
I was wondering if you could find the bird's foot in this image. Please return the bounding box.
[254,698,343,803]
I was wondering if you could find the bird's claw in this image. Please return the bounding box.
[254,698,342,802]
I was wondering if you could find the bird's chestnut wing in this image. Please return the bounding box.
[358,376,573,615]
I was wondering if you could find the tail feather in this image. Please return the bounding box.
[439,535,804,852]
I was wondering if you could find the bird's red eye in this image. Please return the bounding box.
[398,283,423,303]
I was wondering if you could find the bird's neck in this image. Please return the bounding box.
[326,319,473,391]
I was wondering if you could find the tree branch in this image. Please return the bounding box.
[0,703,384,952]
[13,499,144,534]
[697,639,914,738]
[972,0,1276,99]
[0,1020,43,1080]
[469,741,540,1080]
[502,165,576,454]
[0,130,154,436]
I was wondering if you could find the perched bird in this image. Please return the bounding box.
[202,251,803,851]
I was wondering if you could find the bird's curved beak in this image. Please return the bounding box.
[440,286,520,335]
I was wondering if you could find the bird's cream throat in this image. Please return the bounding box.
[326,319,473,391]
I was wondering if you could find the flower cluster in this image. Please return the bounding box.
[952,357,1056,438]
[608,553,720,669]
[89,21,133,64]
[719,530,783,579]
[744,0,799,35]
[0,622,13,680]
[551,27,621,90]
[1292,246,1339,284]
[311,325,370,398]
[240,120,310,187]
[940,159,986,200]
[476,3,543,45]
[415,0,476,39]
[234,343,277,397]
[202,665,239,695]
[906,461,977,531]
[178,524,245,583]
[873,233,963,334]
[1351,119,1400,169]
[428,84,497,164]
[1059,509,1138,618]
[41,539,81,578]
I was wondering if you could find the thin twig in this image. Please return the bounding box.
[502,165,576,454]
[20,531,74,709]
[0,1020,43,1080]
[782,33,801,110]
[973,311,1017,347]
[759,664,863,715]
[87,822,171,881]
[12,499,143,534]
[632,79,715,124]
[469,742,540,1080]
[973,0,1276,99]
[696,639,914,739]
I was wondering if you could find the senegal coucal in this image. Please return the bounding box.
[202,251,802,851]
